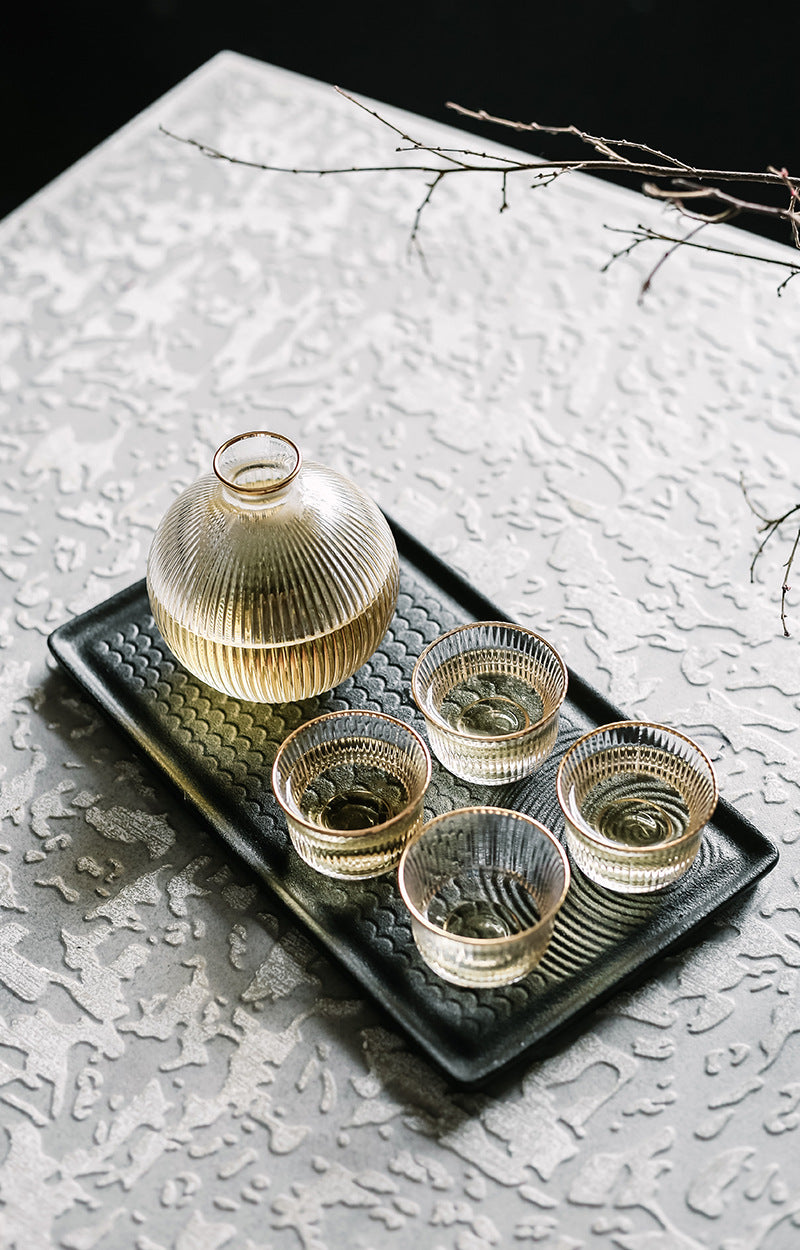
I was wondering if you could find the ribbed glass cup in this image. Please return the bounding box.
[398,807,570,987]
[272,710,432,879]
[147,431,399,703]
[556,721,718,893]
[411,622,568,785]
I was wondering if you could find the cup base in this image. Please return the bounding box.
[410,918,548,987]
[565,824,702,893]
[426,714,559,787]
[289,817,422,880]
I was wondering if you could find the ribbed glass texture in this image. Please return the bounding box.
[398,807,570,987]
[557,721,718,893]
[411,622,568,785]
[147,432,399,703]
[272,710,431,879]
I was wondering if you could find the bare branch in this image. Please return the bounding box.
[395,143,523,166]
[160,92,800,281]
[445,103,695,169]
[643,178,800,227]
[742,476,800,635]
[781,528,800,636]
[637,222,710,302]
[333,87,470,170]
[776,270,800,296]
[409,169,447,265]
[444,103,800,193]
[159,122,800,193]
[603,225,800,293]
[770,165,800,249]
[158,124,448,177]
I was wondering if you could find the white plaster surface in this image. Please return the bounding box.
[0,50,799,1249]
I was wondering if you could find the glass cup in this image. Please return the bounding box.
[556,720,718,893]
[411,622,568,785]
[398,806,570,987]
[272,710,432,879]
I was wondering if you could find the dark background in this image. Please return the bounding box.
[3,1,799,245]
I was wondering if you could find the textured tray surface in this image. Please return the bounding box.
[48,523,778,1083]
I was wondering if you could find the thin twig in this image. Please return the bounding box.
[407,170,447,274]
[644,178,800,227]
[603,225,800,294]
[333,87,470,170]
[742,475,800,635]
[781,527,800,636]
[395,143,524,166]
[446,103,696,170]
[637,221,710,301]
[158,125,448,175]
[770,165,800,249]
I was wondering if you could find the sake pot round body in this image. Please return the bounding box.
[146,431,399,703]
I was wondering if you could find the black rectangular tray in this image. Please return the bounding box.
[48,519,778,1084]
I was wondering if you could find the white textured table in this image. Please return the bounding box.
[1,51,799,1250]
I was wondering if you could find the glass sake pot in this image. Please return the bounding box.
[147,431,399,703]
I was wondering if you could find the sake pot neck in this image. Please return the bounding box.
[213,431,302,508]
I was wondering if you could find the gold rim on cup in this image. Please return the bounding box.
[411,621,568,743]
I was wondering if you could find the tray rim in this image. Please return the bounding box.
[47,514,780,1084]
